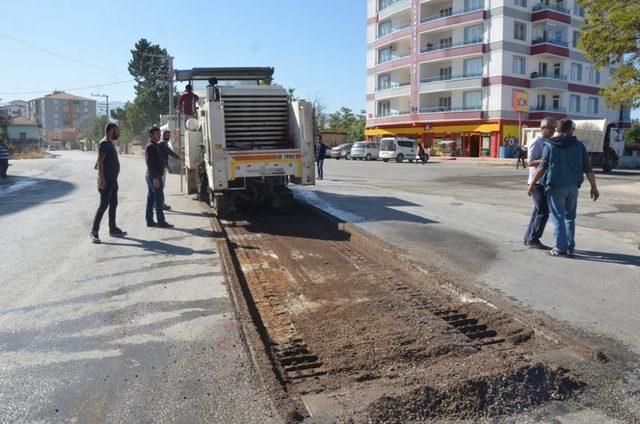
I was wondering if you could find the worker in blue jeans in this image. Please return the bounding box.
[316,137,328,180]
[145,126,173,228]
[528,118,599,258]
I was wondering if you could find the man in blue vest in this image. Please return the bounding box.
[527,118,599,257]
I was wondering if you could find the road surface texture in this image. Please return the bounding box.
[0,151,279,423]
[292,158,640,422]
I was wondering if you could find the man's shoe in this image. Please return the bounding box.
[109,227,128,237]
[162,204,171,210]
[90,232,101,244]
[525,240,550,250]
[147,221,158,227]
[157,221,174,228]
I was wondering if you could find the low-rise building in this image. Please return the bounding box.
[6,116,42,151]
[0,100,28,121]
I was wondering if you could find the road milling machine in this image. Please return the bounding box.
[177,67,315,217]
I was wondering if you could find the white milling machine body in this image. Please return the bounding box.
[177,68,315,216]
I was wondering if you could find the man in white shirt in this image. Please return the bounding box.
[524,117,556,249]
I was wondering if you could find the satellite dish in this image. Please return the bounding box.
[186,118,200,131]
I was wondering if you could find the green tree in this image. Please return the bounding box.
[87,115,109,144]
[326,107,366,141]
[625,119,640,143]
[577,0,640,108]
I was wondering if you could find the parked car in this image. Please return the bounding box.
[350,141,380,160]
[379,137,417,163]
[331,143,353,160]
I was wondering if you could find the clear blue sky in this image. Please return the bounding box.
[0,0,366,113]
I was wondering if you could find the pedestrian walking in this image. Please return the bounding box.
[316,137,328,180]
[523,117,556,249]
[158,130,182,210]
[415,144,424,164]
[528,118,599,258]
[145,126,173,228]
[0,142,10,178]
[91,123,127,243]
[515,143,527,169]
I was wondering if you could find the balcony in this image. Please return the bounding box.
[419,39,485,62]
[419,73,483,93]
[421,2,484,23]
[532,3,570,14]
[377,22,411,39]
[530,38,569,57]
[419,105,482,113]
[529,105,567,119]
[530,72,568,89]
[378,0,410,17]
[376,51,411,65]
[421,39,482,53]
[375,110,410,118]
[420,72,482,83]
[377,81,411,91]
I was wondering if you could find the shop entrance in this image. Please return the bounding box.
[462,134,481,157]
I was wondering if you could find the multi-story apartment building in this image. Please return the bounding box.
[27,92,97,138]
[365,0,631,157]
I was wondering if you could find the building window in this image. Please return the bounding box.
[20,132,26,140]
[513,56,526,75]
[439,67,452,80]
[570,63,582,81]
[438,96,452,109]
[572,30,580,48]
[378,20,392,37]
[438,7,453,17]
[514,0,527,6]
[536,94,546,110]
[439,37,452,49]
[465,0,482,9]
[463,91,482,109]
[570,94,581,113]
[464,57,483,76]
[588,68,601,84]
[574,4,585,17]
[377,100,390,116]
[588,97,599,114]
[378,47,392,63]
[552,95,560,109]
[378,74,391,90]
[464,24,483,43]
[514,22,527,41]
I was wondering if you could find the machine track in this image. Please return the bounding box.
[213,203,615,423]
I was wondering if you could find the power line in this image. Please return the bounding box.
[0,31,128,75]
[0,79,135,95]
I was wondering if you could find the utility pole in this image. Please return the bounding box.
[168,55,174,121]
[91,93,109,119]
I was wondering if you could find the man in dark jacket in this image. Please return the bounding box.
[145,126,173,228]
[528,119,599,257]
[158,130,182,210]
[316,137,328,180]
[91,123,127,243]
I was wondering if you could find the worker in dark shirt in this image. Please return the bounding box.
[177,84,199,117]
[315,136,329,180]
[158,130,182,210]
[91,123,127,243]
[145,126,173,228]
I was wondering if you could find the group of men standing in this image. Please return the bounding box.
[524,117,599,257]
[90,123,181,244]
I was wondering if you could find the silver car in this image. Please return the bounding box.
[330,143,353,160]
[350,141,380,160]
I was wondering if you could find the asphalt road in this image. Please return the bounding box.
[297,158,640,356]
[0,151,279,423]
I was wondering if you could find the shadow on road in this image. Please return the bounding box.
[101,236,215,256]
[574,250,640,267]
[0,176,76,217]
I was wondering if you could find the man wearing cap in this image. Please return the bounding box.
[177,84,199,117]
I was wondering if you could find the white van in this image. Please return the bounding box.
[379,137,417,163]
[350,141,380,160]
